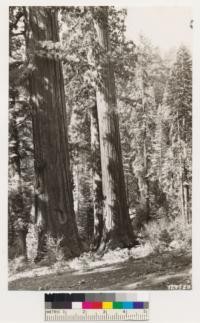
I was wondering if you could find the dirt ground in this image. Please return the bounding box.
[8,250,192,291]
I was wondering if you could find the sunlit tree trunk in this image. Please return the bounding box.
[93,7,135,250]
[73,153,92,249]
[89,103,103,250]
[27,7,81,260]
[9,95,28,260]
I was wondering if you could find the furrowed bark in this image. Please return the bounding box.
[93,7,135,250]
[89,103,103,250]
[27,7,81,260]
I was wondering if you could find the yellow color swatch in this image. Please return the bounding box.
[102,302,113,309]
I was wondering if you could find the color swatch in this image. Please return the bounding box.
[45,293,149,321]
[45,293,149,309]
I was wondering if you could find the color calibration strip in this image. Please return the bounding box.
[45,293,149,321]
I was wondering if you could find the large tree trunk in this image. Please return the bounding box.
[89,103,103,250]
[73,153,93,250]
[27,7,81,260]
[93,7,135,250]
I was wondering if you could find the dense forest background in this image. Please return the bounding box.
[8,6,192,289]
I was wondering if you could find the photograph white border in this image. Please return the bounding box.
[1,0,199,322]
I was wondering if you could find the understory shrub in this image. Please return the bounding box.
[44,234,65,266]
[9,256,28,275]
[141,216,192,253]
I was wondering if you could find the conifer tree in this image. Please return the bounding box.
[26,7,82,259]
[161,46,192,223]
[9,7,34,259]
[92,7,135,250]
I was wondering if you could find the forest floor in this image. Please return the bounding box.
[8,247,192,291]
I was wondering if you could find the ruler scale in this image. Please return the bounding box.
[45,293,149,321]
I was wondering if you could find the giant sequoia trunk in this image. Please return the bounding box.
[89,103,103,250]
[93,7,135,250]
[27,7,81,259]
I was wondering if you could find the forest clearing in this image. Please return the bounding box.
[9,248,191,290]
[9,6,192,290]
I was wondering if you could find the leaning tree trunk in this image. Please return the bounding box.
[26,7,81,260]
[92,7,135,250]
[89,103,103,250]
